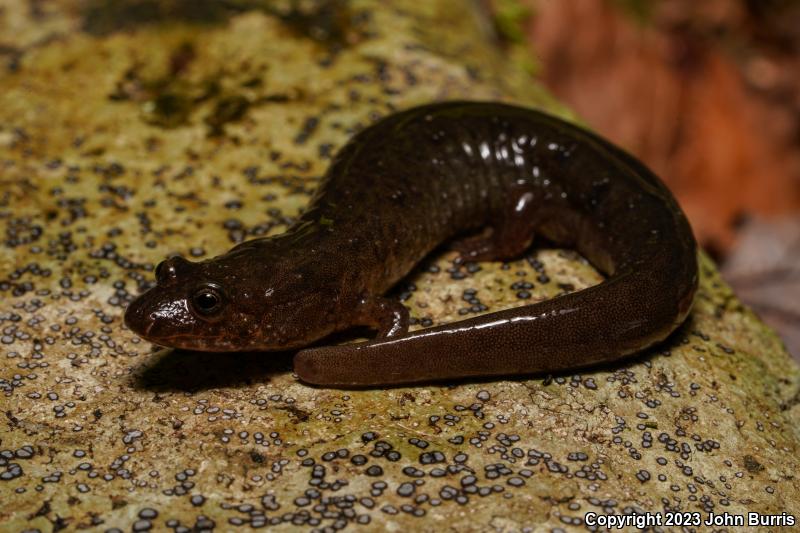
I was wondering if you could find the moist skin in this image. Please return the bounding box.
[124,101,698,387]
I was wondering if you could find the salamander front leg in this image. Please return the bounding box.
[453,184,540,263]
[354,297,410,338]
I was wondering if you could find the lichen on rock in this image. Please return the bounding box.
[1,1,798,531]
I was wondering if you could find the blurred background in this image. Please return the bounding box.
[489,0,800,358]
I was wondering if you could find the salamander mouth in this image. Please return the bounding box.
[125,301,255,352]
[133,329,243,352]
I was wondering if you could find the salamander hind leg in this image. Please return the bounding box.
[453,184,540,263]
[353,297,409,338]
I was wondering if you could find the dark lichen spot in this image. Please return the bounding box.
[82,0,244,35]
[269,0,366,49]
[743,455,764,473]
[365,465,383,476]
[205,95,251,136]
[142,92,194,128]
[250,451,265,464]
[294,117,320,145]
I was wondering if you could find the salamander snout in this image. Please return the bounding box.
[123,257,239,351]
[123,284,197,344]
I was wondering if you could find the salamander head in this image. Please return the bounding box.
[124,251,339,352]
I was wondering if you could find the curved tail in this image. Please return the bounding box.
[293,264,697,387]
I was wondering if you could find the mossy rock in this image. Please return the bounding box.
[1,1,798,531]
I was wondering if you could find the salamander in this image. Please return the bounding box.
[124,101,698,387]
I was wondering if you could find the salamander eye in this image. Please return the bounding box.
[191,286,223,316]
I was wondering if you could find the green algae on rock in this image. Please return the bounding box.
[1,0,799,531]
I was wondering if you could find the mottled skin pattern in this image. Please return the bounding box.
[124,101,698,387]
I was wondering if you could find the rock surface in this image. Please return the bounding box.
[1,1,798,531]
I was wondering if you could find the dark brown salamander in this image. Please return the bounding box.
[124,101,698,387]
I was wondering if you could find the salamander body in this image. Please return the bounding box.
[124,101,698,387]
